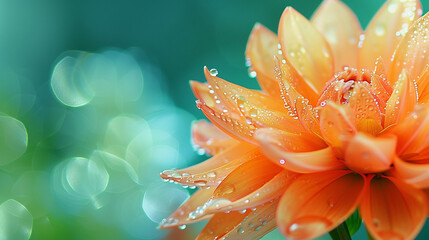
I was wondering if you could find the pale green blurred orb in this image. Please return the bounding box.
[0,199,33,240]
[0,115,27,165]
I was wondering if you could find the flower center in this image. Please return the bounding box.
[318,68,373,106]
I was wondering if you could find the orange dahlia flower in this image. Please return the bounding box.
[160,0,429,239]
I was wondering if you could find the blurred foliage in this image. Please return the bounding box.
[0,0,428,239]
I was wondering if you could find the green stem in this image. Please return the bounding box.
[329,221,352,240]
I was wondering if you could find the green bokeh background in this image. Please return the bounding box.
[0,0,429,239]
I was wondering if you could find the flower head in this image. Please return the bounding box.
[160,0,429,239]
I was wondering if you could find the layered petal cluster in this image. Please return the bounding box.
[160,0,429,239]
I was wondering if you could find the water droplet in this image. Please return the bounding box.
[387,2,399,13]
[288,217,332,239]
[248,71,257,78]
[210,68,218,76]
[375,23,386,36]
[245,58,252,67]
[237,227,245,234]
[239,209,247,214]
[249,109,258,118]
[194,180,207,187]
[245,117,253,125]
[178,224,187,230]
[162,170,182,179]
[373,218,380,229]
[161,217,179,227]
[327,199,335,207]
[255,226,262,231]
[279,159,286,165]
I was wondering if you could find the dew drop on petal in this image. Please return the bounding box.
[248,71,257,78]
[373,218,380,229]
[249,109,258,118]
[387,2,399,13]
[210,68,218,76]
[287,217,332,239]
[375,23,386,36]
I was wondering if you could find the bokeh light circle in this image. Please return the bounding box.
[64,157,109,198]
[51,53,94,107]
[0,199,33,240]
[0,115,28,165]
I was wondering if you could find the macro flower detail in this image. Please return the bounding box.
[160,0,429,239]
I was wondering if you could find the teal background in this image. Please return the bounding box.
[0,0,428,239]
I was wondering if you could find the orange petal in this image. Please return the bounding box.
[348,81,383,131]
[221,200,278,240]
[195,159,282,236]
[319,102,356,156]
[203,170,296,214]
[203,67,305,134]
[311,0,362,71]
[255,128,344,173]
[191,80,258,144]
[389,6,429,86]
[370,58,393,112]
[386,105,429,158]
[245,24,282,99]
[373,56,388,78]
[344,133,397,173]
[196,200,278,240]
[384,70,418,127]
[191,80,230,112]
[158,188,215,229]
[276,47,319,106]
[191,120,239,156]
[318,79,349,105]
[160,142,259,187]
[210,156,282,202]
[360,176,426,240]
[416,65,429,103]
[255,128,326,152]
[295,98,323,138]
[161,150,274,223]
[196,211,250,240]
[277,170,366,239]
[203,67,284,112]
[278,7,334,94]
[392,157,429,188]
[359,0,422,72]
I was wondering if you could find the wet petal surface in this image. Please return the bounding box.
[277,170,365,240]
[360,176,426,240]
